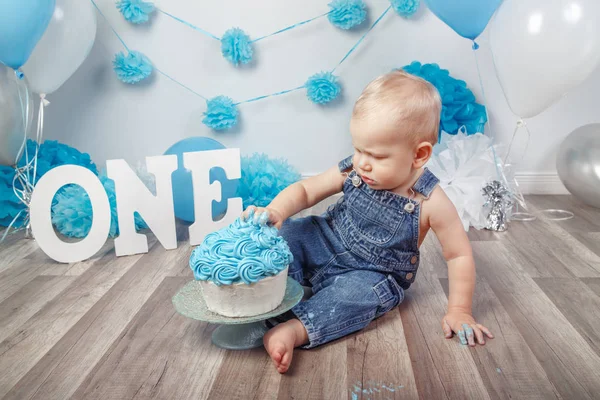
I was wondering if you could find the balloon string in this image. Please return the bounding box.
[472,44,535,221]
[503,118,531,166]
[472,43,503,182]
[1,83,36,242]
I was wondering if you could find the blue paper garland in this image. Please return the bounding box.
[390,0,420,18]
[221,28,254,66]
[305,71,342,104]
[113,51,153,84]
[203,96,239,130]
[92,1,409,132]
[116,0,155,24]
[328,0,367,30]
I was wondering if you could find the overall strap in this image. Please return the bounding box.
[411,168,439,199]
[338,155,353,172]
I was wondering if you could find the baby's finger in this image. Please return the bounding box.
[442,319,453,338]
[457,329,467,345]
[256,210,270,225]
[463,323,475,347]
[472,325,485,345]
[477,324,494,339]
[243,206,256,221]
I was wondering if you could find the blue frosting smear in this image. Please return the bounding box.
[189,211,293,286]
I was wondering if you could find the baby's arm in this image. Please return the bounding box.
[427,187,494,346]
[243,165,345,228]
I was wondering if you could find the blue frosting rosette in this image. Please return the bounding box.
[189,210,293,286]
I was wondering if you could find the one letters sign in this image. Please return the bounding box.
[29,149,243,263]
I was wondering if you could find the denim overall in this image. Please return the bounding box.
[278,155,440,348]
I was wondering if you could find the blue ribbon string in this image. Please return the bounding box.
[157,9,221,41]
[251,12,331,43]
[235,85,305,105]
[332,5,392,73]
[90,0,130,51]
[154,67,208,101]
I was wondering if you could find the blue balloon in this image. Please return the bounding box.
[0,0,56,69]
[165,137,240,223]
[425,0,502,40]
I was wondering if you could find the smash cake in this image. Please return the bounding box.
[189,210,293,317]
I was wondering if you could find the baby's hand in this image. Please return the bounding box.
[442,311,494,346]
[241,206,285,229]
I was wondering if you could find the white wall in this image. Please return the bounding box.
[43,0,600,192]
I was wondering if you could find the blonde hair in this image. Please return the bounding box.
[352,70,442,145]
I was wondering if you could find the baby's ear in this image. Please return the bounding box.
[413,141,433,168]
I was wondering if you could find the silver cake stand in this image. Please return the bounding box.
[172,277,304,350]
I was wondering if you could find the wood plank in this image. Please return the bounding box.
[0,241,156,399]
[395,254,490,399]
[500,218,600,278]
[472,241,600,399]
[526,195,600,232]
[252,357,283,400]
[582,278,600,297]
[207,349,277,399]
[572,232,600,258]
[345,310,418,400]
[398,295,448,400]
[0,275,74,344]
[276,337,347,400]
[466,229,500,242]
[41,240,116,276]
[0,236,39,273]
[4,240,189,400]
[0,258,69,304]
[534,278,600,357]
[70,277,225,400]
[439,278,559,399]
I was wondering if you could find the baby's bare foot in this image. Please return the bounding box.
[263,319,308,374]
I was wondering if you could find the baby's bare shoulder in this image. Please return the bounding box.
[422,186,458,224]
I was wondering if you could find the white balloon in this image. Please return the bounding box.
[490,0,600,118]
[21,0,96,95]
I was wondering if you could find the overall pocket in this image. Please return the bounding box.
[346,189,405,244]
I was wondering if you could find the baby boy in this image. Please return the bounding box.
[243,70,493,374]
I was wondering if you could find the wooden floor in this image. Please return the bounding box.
[1,195,600,399]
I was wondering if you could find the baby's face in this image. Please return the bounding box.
[349,115,417,191]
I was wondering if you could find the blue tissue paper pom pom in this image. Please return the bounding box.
[305,71,341,104]
[51,173,147,238]
[401,62,487,136]
[236,153,301,209]
[221,28,253,66]
[328,0,367,30]
[116,0,155,24]
[0,166,24,227]
[19,139,97,178]
[202,96,238,131]
[0,140,98,227]
[390,0,420,17]
[113,51,153,84]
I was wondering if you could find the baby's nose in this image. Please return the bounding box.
[362,163,372,171]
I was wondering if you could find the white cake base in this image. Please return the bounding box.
[199,266,289,317]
